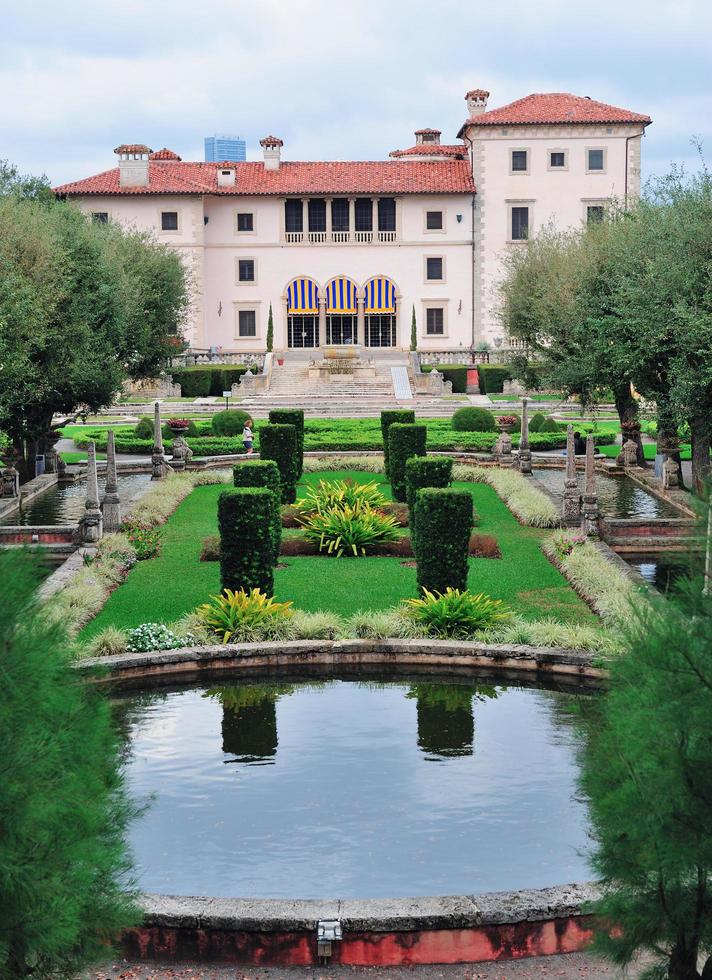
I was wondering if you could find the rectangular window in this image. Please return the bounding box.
[161,211,178,231]
[284,199,303,233]
[354,198,373,231]
[587,205,605,224]
[426,257,443,281]
[511,206,529,241]
[426,210,443,230]
[550,151,566,168]
[238,310,257,337]
[587,149,605,171]
[511,150,528,172]
[377,198,396,232]
[236,212,253,232]
[91,212,108,224]
[331,198,349,232]
[426,308,444,335]
[308,198,326,232]
[238,259,255,282]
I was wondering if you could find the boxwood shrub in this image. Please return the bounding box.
[529,412,546,433]
[380,410,416,477]
[451,406,497,432]
[212,409,251,437]
[218,487,278,595]
[170,365,249,397]
[421,364,469,393]
[259,423,299,504]
[388,423,427,502]
[476,365,512,394]
[538,417,561,433]
[414,487,473,594]
[134,416,199,440]
[233,460,282,562]
[405,455,453,552]
[269,410,305,478]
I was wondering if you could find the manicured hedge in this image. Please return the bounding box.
[452,406,497,432]
[538,417,561,433]
[380,410,415,477]
[414,487,473,594]
[233,460,282,562]
[269,410,305,478]
[259,423,299,504]
[529,412,546,433]
[134,416,199,440]
[388,423,427,502]
[218,487,278,595]
[170,365,249,397]
[476,365,512,394]
[212,409,252,437]
[405,456,453,553]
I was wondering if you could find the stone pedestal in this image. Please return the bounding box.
[102,429,122,532]
[581,434,599,536]
[563,424,581,527]
[151,401,168,480]
[80,442,103,544]
[517,396,532,474]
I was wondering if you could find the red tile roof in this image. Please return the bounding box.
[389,144,467,159]
[458,93,651,133]
[150,148,182,161]
[114,143,152,154]
[54,159,475,196]
[414,128,441,135]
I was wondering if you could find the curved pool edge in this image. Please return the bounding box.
[127,883,600,966]
[76,637,607,685]
[79,641,604,966]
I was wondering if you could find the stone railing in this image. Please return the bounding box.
[170,351,266,371]
[232,352,273,397]
[418,348,526,366]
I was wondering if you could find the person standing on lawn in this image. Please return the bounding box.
[242,418,254,455]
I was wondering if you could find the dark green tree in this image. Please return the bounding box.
[0,550,137,978]
[266,302,274,353]
[581,574,712,980]
[410,305,417,351]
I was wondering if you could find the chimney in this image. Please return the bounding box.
[217,166,236,187]
[260,135,283,171]
[465,89,489,117]
[415,128,441,145]
[114,144,152,187]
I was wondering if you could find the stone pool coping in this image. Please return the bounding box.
[76,637,606,683]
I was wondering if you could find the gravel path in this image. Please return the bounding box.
[80,950,638,980]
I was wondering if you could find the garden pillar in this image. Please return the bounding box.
[581,434,599,537]
[102,430,121,532]
[151,401,168,480]
[563,424,581,527]
[517,396,532,474]
[80,442,103,544]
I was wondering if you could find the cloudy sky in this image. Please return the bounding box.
[2,0,710,186]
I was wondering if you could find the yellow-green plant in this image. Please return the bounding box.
[299,504,400,557]
[297,478,388,515]
[405,588,510,638]
[197,588,293,643]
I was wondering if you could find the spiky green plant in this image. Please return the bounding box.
[197,588,293,643]
[299,504,400,557]
[405,588,510,637]
[297,478,388,515]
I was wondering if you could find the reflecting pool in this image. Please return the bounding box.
[1,473,151,526]
[116,676,593,898]
[532,468,681,520]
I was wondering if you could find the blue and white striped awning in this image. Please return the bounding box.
[325,277,358,314]
[364,277,396,314]
[287,278,319,313]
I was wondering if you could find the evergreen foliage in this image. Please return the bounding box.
[413,487,473,593]
[232,460,282,562]
[405,455,453,551]
[388,423,427,502]
[410,305,417,351]
[212,409,251,437]
[0,549,137,978]
[529,412,546,433]
[538,417,560,432]
[268,409,305,478]
[266,303,274,353]
[380,410,416,479]
[476,365,513,394]
[169,365,248,398]
[258,423,299,503]
[581,576,712,980]
[452,406,497,432]
[218,487,278,594]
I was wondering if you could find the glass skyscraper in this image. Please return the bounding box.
[204,135,247,162]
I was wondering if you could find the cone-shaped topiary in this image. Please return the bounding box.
[388,422,427,502]
[268,409,304,478]
[381,410,416,479]
[451,406,497,431]
[233,459,282,562]
[259,423,299,503]
[405,455,453,552]
[218,487,279,595]
[413,487,473,593]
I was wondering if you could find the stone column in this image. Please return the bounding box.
[348,198,355,241]
[301,198,308,239]
[517,396,532,474]
[102,429,121,532]
[581,434,599,536]
[318,297,327,348]
[151,401,167,480]
[563,424,582,527]
[325,197,332,240]
[80,441,103,544]
[356,295,365,347]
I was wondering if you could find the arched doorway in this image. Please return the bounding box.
[364,276,397,347]
[325,277,358,345]
[286,277,319,348]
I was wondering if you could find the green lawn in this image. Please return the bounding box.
[81,470,598,639]
[598,442,692,461]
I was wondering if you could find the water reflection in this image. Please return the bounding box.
[623,552,698,593]
[407,684,498,760]
[0,473,151,526]
[208,685,296,765]
[532,468,681,520]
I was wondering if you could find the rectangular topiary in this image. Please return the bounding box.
[388,423,427,502]
[476,365,512,395]
[413,487,473,593]
[258,423,299,503]
[218,487,278,595]
[233,460,282,562]
[170,365,248,397]
[405,455,453,553]
[380,410,415,477]
[268,409,305,478]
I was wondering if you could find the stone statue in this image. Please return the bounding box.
[171,434,193,471]
[563,424,581,527]
[80,442,103,544]
[622,439,638,468]
[663,457,679,490]
[240,368,256,394]
[1,463,19,498]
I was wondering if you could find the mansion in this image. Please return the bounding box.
[55,89,651,355]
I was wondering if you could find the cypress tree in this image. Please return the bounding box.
[266,302,274,353]
[410,304,417,351]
